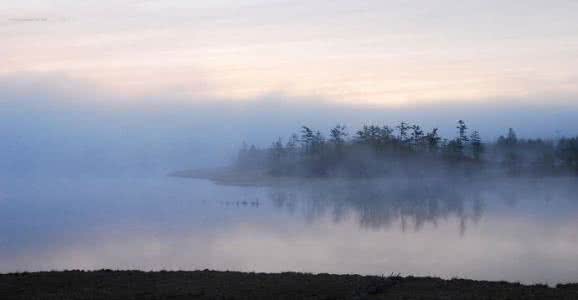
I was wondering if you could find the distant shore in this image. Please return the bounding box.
[169,167,573,188]
[1,270,577,299]
[169,167,437,186]
[170,167,302,186]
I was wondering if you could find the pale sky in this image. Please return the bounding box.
[2,0,578,106]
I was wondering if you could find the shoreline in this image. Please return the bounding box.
[169,167,577,187]
[2,270,577,299]
[170,167,299,186]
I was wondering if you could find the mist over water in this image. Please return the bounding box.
[4,2,578,296]
[1,175,577,285]
[1,75,578,285]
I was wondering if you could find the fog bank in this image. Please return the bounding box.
[1,74,578,177]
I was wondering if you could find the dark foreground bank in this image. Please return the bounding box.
[2,270,578,300]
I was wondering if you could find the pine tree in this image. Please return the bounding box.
[425,128,441,153]
[410,125,424,149]
[397,122,411,144]
[455,120,469,156]
[470,131,483,161]
[457,120,469,145]
[300,126,315,154]
[330,124,347,145]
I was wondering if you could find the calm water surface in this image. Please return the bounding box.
[0,176,577,284]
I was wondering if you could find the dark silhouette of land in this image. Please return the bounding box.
[173,121,578,186]
[2,270,577,300]
[230,121,578,178]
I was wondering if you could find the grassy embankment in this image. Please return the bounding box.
[2,270,578,300]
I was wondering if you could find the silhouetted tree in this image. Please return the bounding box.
[470,131,483,161]
[286,133,299,149]
[457,120,469,144]
[451,120,469,158]
[356,125,383,146]
[557,137,578,174]
[425,128,441,153]
[269,138,285,175]
[329,124,347,145]
[379,126,395,144]
[397,122,411,144]
[498,128,520,175]
[312,130,325,154]
[236,121,578,178]
[300,126,315,154]
[410,125,424,150]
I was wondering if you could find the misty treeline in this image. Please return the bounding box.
[236,120,578,177]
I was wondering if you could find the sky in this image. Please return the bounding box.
[2,0,578,173]
[3,0,578,105]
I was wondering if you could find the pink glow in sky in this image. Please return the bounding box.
[2,0,578,106]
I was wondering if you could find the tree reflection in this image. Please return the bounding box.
[265,177,578,234]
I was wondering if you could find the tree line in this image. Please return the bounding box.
[236,121,578,177]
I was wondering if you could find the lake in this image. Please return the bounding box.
[0,175,577,285]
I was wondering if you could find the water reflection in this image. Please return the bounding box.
[268,179,480,234]
[0,176,577,284]
[265,177,578,234]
